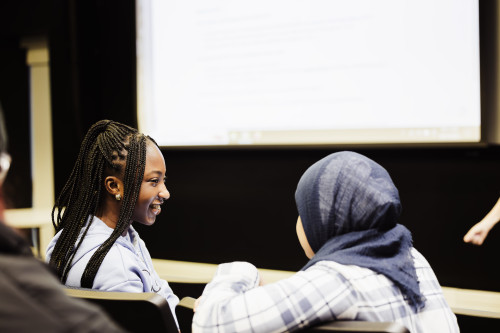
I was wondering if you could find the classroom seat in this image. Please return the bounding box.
[65,289,409,333]
[65,288,181,333]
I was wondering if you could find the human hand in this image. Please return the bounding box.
[463,221,490,246]
[193,297,201,312]
[258,271,265,286]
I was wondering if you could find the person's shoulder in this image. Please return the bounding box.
[0,255,127,332]
[92,243,144,290]
[102,237,136,265]
[410,247,433,269]
[305,260,373,276]
[0,253,125,332]
[302,260,397,294]
[300,261,372,286]
[78,219,127,251]
[71,224,115,256]
[87,217,114,235]
[0,253,54,284]
[77,221,137,268]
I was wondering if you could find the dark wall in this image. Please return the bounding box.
[136,146,500,292]
[2,1,500,294]
[49,0,137,194]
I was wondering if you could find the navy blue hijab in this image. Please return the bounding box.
[296,151,425,312]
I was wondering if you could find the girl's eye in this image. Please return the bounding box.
[148,176,166,187]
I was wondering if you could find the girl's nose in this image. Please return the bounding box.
[159,185,170,200]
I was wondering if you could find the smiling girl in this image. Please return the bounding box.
[46,120,179,325]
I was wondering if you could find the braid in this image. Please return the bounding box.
[49,120,148,286]
[81,135,147,288]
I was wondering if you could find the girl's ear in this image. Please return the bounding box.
[104,176,123,196]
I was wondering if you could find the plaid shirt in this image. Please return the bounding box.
[192,248,459,333]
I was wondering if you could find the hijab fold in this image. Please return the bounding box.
[296,151,425,312]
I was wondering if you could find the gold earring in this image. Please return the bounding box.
[115,194,121,201]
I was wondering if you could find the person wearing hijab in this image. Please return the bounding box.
[192,151,459,333]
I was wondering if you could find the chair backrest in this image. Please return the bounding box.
[65,288,179,333]
[304,320,410,333]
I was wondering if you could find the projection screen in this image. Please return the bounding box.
[136,0,481,147]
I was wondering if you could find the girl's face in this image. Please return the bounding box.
[131,142,170,226]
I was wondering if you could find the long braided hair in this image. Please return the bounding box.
[49,120,152,288]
